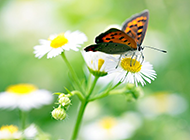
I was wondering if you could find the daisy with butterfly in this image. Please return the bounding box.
[33,10,166,140]
[84,10,166,86]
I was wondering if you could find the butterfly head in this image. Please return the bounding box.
[137,43,144,51]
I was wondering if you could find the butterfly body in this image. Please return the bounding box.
[84,10,150,56]
[84,42,135,54]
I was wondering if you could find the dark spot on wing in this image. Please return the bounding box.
[129,25,133,28]
[138,19,146,22]
[127,30,131,34]
[119,36,124,40]
[138,26,143,30]
[137,32,142,35]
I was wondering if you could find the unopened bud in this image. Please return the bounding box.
[58,93,66,99]
[51,107,66,120]
[125,83,144,102]
[59,96,71,107]
[126,83,135,90]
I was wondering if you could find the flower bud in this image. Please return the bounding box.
[125,83,144,102]
[134,86,144,98]
[126,83,135,90]
[59,96,71,107]
[51,107,66,120]
[58,93,66,99]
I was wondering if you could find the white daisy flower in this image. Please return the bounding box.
[0,125,22,139]
[24,124,38,139]
[112,51,157,86]
[82,112,142,140]
[0,84,53,111]
[137,92,188,118]
[34,30,87,59]
[82,51,116,77]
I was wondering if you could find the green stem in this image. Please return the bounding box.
[71,90,85,101]
[87,76,99,99]
[71,76,99,140]
[86,74,92,93]
[70,101,87,140]
[89,81,122,101]
[61,52,85,95]
[109,89,129,95]
[19,110,26,130]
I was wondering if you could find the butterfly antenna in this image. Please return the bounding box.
[142,46,167,53]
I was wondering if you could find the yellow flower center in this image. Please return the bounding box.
[99,117,116,130]
[154,93,169,113]
[50,33,68,48]
[120,58,142,73]
[0,125,18,134]
[6,84,37,95]
[98,59,105,71]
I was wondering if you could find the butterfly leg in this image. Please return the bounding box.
[115,54,122,69]
[140,51,144,66]
[130,52,136,66]
[133,54,138,66]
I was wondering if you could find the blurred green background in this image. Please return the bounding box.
[0,0,190,139]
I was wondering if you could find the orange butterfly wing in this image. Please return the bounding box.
[95,28,137,49]
[122,10,149,45]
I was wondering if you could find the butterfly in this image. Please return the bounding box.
[85,10,149,53]
[84,10,166,66]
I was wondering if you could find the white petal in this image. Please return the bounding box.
[0,93,18,109]
[47,47,63,59]
[0,89,53,111]
[24,124,38,138]
[139,73,151,83]
[39,39,49,45]
[64,30,87,51]
[65,30,87,44]
[82,51,117,73]
[34,45,51,59]
[125,72,134,84]
[34,39,52,59]
[135,73,146,86]
[48,34,58,40]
